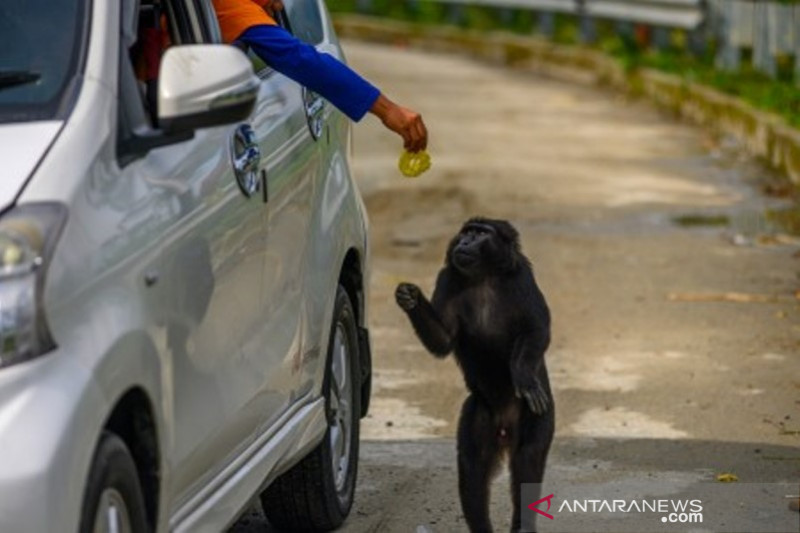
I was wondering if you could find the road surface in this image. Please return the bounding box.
[232,39,800,532]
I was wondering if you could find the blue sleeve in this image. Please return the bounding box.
[238,25,381,122]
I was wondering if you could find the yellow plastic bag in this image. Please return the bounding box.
[398,150,431,178]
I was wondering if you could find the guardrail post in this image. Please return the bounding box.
[716,0,746,70]
[753,0,776,77]
[355,0,371,15]
[770,3,795,77]
[616,20,634,46]
[538,11,555,38]
[795,5,800,84]
[577,0,596,44]
[446,3,465,25]
[653,27,670,51]
[499,7,514,27]
[688,24,707,56]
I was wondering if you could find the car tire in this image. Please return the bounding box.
[79,431,149,533]
[261,285,361,531]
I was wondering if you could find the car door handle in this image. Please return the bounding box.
[234,146,259,174]
[231,124,261,198]
[303,88,325,141]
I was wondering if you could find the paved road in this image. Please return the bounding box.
[232,40,800,532]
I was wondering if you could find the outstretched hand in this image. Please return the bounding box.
[370,94,428,153]
[395,282,421,311]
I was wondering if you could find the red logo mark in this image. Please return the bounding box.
[528,493,555,520]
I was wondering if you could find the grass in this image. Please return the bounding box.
[673,214,731,227]
[327,1,800,128]
[766,206,800,235]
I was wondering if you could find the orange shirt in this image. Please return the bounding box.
[212,0,277,44]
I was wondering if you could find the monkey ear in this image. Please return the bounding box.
[492,220,520,245]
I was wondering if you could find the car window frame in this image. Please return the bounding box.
[284,0,325,47]
[197,0,299,80]
[116,0,202,166]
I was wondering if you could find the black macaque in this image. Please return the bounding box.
[395,218,554,533]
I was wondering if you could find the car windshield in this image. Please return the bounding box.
[0,0,88,123]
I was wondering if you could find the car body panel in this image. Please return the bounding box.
[0,121,62,210]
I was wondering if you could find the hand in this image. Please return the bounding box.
[370,94,428,153]
[395,283,421,311]
[514,376,550,415]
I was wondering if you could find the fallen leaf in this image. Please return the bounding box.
[716,473,739,483]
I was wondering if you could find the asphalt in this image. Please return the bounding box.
[230,39,800,533]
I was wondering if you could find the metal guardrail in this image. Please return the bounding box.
[586,0,703,29]
[357,0,800,81]
[431,0,580,13]
[710,0,800,78]
[420,0,705,28]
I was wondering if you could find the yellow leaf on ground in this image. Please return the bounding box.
[716,473,739,483]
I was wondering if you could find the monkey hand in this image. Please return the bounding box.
[513,376,550,415]
[395,283,421,311]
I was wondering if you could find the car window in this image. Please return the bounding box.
[285,0,324,46]
[117,0,199,164]
[0,0,89,123]
[193,0,222,43]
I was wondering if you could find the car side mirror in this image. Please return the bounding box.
[157,45,260,134]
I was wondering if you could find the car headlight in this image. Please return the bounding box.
[0,203,67,369]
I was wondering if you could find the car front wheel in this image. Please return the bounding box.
[261,285,361,531]
[79,431,149,533]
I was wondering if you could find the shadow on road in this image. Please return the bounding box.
[230,436,799,532]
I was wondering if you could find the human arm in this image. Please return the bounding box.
[369,93,427,152]
[239,24,379,121]
[238,24,428,151]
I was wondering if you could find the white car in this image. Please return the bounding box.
[0,0,372,531]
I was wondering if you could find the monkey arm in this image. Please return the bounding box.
[395,283,455,357]
[509,332,551,415]
[407,295,455,357]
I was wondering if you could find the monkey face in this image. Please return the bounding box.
[447,218,521,277]
[449,223,494,275]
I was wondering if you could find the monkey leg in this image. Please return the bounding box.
[509,404,555,533]
[457,394,502,533]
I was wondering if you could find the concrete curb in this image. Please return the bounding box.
[334,15,800,185]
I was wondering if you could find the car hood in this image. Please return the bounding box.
[0,121,63,210]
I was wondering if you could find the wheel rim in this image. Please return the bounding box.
[92,488,133,533]
[329,322,353,500]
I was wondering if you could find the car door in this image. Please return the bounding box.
[253,0,326,404]
[122,0,295,507]
[278,0,343,399]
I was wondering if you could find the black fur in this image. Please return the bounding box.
[395,217,554,533]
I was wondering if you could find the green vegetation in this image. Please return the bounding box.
[766,206,800,235]
[326,1,800,127]
[673,214,731,227]
[598,31,800,128]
